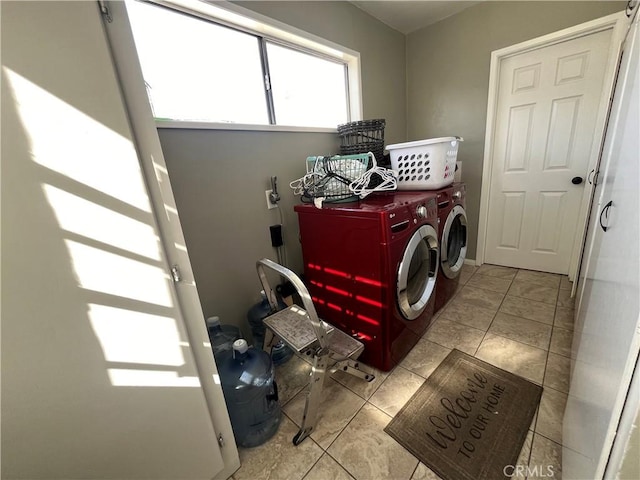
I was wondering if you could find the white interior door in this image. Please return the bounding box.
[564,9,640,478]
[485,28,614,273]
[2,1,237,478]
[101,1,240,478]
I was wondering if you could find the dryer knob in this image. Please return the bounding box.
[416,205,427,218]
[453,191,462,200]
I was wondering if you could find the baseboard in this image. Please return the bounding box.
[464,258,478,266]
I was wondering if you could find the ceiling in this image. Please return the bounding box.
[350,1,482,34]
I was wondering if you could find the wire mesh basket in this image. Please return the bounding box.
[337,119,385,163]
[301,154,371,203]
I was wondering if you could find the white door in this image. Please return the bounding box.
[2,1,233,478]
[100,2,240,478]
[485,29,614,273]
[564,9,640,478]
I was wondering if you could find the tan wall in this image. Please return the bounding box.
[406,1,626,260]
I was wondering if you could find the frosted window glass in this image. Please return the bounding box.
[127,1,268,124]
[266,42,348,128]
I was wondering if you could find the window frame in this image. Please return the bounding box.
[130,0,362,132]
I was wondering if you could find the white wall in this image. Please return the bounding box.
[1,2,225,477]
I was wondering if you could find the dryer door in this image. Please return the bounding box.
[441,205,468,279]
[397,225,439,320]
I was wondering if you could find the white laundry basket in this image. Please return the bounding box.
[387,136,463,190]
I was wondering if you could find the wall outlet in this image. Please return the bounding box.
[265,189,278,209]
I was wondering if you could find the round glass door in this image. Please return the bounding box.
[441,205,467,279]
[397,224,439,320]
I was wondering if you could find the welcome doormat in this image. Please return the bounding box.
[384,349,542,480]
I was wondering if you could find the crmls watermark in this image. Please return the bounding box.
[503,464,556,477]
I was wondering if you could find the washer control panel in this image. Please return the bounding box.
[414,197,437,221]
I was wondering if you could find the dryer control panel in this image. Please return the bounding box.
[387,196,438,241]
[414,197,437,222]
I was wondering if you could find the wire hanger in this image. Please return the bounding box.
[349,153,398,198]
[289,171,324,196]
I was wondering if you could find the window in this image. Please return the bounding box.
[126,0,360,130]
[266,42,348,128]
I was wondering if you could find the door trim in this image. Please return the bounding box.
[476,12,627,279]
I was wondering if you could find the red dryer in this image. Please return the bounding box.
[434,182,468,313]
[294,192,439,371]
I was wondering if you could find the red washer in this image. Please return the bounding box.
[434,182,468,313]
[294,192,439,371]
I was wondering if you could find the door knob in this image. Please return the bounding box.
[572,176,584,185]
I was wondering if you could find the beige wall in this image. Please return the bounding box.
[407,1,626,260]
[159,1,406,336]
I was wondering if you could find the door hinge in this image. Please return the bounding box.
[218,433,225,447]
[264,74,271,91]
[98,0,113,23]
[170,265,182,283]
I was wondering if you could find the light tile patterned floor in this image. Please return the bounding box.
[231,264,573,480]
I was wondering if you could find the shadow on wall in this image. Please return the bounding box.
[1,65,216,478]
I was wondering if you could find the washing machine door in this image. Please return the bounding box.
[397,224,439,320]
[441,205,467,279]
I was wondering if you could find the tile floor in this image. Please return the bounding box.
[231,264,574,480]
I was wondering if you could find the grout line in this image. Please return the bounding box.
[480,330,550,359]
[520,430,535,473]
[324,448,358,480]
[533,432,563,449]
[499,311,555,328]
[321,367,393,454]
[549,325,575,360]
[330,368,383,401]
[299,449,324,480]
[540,288,559,381]
[539,383,568,397]
[471,271,514,356]
[540,348,551,396]
[532,429,564,448]
[395,363,427,381]
[506,292,557,306]
[532,384,568,448]
[281,408,301,429]
[320,400,399,478]
[312,396,365,454]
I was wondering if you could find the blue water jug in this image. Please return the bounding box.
[218,339,281,448]
[206,316,241,362]
[247,291,293,365]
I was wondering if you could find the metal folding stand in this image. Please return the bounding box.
[256,258,375,445]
